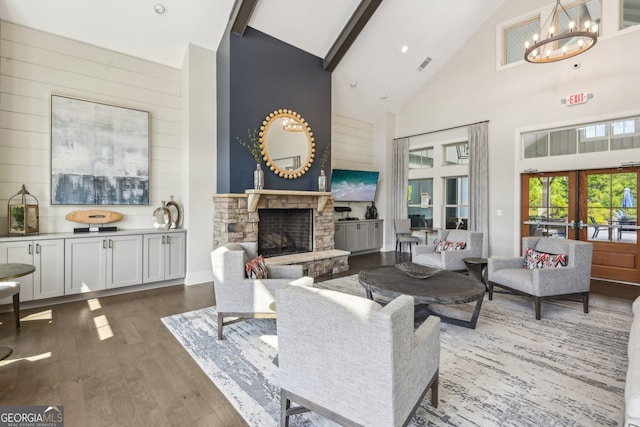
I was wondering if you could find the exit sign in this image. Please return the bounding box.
[563,92,592,106]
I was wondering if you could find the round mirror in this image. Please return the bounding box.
[259,109,315,179]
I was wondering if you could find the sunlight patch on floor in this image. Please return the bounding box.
[0,351,51,367]
[87,298,102,311]
[93,314,113,340]
[259,334,278,350]
[22,309,52,323]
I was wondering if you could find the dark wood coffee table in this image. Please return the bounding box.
[358,265,486,329]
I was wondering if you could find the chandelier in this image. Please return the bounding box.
[282,118,304,132]
[524,0,598,64]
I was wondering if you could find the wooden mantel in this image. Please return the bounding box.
[244,190,333,213]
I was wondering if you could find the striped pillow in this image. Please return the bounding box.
[523,248,567,270]
[246,255,268,279]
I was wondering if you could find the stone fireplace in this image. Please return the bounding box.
[258,209,313,257]
[212,190,349,277]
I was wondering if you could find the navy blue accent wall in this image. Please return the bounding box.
[217,27,331,193]
[216,29,231,193]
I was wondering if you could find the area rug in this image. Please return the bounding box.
[161,275,631,426]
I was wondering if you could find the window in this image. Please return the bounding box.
[444,142,470,165]
[523,115,640,158]
[444,177,469,229]
[408,179,433,228]
[556,0,601,51]
[611,118,640,150]
[622,0,640,29]
[409,148,433,169]
[504,18,540,65]
[502,0,601,67]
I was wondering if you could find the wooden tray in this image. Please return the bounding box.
[65,210,123,224]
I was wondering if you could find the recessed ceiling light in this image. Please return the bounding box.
[154,3,167,15]
[401,45,409,54]
[350,81,358,87]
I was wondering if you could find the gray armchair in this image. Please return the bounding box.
[276,285,440,427]
[487,237,593,320]
[210,242,313,339]
[412,229,483,271]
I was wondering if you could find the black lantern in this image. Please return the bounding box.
[8,184,39,235]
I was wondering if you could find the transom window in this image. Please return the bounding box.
[444,142,470,165]
[409,148,434,169]
[622,0,640,29]
[523,116,640,158]
[502,0,601,67]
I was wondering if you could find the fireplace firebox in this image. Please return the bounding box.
[258,209,313,257]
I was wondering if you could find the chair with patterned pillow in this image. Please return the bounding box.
[487,237,593,320]
[210,242,314,339]
[412,229,483,271]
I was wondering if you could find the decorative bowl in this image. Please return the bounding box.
[395,262,442,279]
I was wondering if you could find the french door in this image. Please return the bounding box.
[521,168,640,283]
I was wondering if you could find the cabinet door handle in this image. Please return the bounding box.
[108,239,113,249]
[166,235,171,244]
[103,240,107,249]
[28,244,32,255]
[36,243,40,254]
[162,236,166,244]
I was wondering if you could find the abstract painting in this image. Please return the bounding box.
[51,95,150,205]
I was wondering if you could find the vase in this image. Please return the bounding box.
[153,202,171,230]
[318,169,327,192]
[165,195,181,229]
[254,163,264,190]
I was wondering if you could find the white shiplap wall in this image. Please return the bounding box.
[0,21,182,234]
[331,113,374,171]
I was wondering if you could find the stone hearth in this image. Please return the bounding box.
[212,190,349,277]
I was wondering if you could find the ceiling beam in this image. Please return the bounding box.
[323,0,383,72]
[230,0,259,36]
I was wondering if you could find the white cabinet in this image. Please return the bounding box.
[0,239,64,301]
[143,231,186,283]
[65,235,143,295]
[334,220,383,253]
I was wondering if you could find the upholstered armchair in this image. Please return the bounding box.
[210,242,313,339]
[276,285,440,427]
[487,237,593,320]
[412,229,483,271]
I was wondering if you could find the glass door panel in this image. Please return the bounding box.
[523,173,573,239]
[586,172,637,244]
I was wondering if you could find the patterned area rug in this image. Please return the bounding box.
[161,275,631,427]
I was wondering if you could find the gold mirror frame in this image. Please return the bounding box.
[259,109,315,179]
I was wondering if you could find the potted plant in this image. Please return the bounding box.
[236,128,264,189]
[318,145,330,192]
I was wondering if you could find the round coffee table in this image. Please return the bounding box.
[358,265,485,329]
[0,263,36,360]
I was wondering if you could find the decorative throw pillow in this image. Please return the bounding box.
[523,248,568,270]
[434,239,467,253]
[246,255,268,279]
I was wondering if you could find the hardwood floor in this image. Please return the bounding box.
[0,250,636,426]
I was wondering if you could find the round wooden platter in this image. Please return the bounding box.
[65,210,123,224]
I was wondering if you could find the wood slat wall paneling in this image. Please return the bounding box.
[0,21,183,233]
[331,113,374,170]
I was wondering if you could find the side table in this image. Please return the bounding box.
[0,263,36,360]
[463,257,488,291]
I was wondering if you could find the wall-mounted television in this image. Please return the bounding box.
[330,169,380,202]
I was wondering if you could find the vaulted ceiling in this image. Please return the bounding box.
[0,0,506,123]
